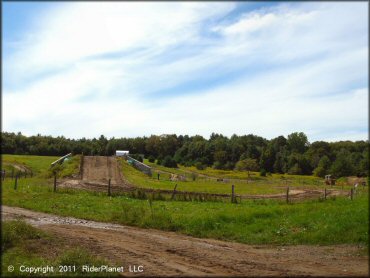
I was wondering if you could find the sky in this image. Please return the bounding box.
[2,1,368,142]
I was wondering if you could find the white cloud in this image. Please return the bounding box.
[3,2,368,142]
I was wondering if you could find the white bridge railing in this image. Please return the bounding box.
[51,153,72,166]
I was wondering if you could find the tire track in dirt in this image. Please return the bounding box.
[2,206,368,277]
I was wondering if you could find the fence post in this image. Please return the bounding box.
[11,169,14,180]
[157,173,160,180]
[53,174,57,192]
[231,184,235,203]
[108,178,111,196]
[286,186,289,204]
[324,188,327,200]
[14,175,18,190]
[350,188,353,200]
[171,184,178,200]
[80,154,85,179]
[2,170,5,181]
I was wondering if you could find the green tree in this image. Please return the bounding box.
[313,155,331,177]
[148,155,155,163]
[235,158,259,177]
[358,150,369,176]
[287,132,309,153]
[161,156,177,168]
[329,149,354,177]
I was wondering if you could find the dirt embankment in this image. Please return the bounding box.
[2,206,368,277]
[3,162,32,173]
[81,156,123,185]
[59,156,134,192]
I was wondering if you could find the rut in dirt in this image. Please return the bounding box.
[2,206,368,277]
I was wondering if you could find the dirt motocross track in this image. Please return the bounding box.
[81,156,123,185]
[2,206,368,277]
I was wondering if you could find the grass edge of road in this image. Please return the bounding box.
[1,220,117,277]
[2,179,369,247]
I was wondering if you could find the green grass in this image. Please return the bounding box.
[1,220,114,277]
[145,159,356,190]
[2,154,59,177]
[124,160,282,195]
[2,179,368,246]
[144,159,187,175]
[2,154,81,179]
[2,220,46,252]
[54,155,81,178]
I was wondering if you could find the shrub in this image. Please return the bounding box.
[162,156,177,168]
[194,162,206,170]
[148,155,155,163]
[2,220,44,251]
[212,161,223,169]
[224,162,235,170]
[156,155,163,165]
[131,154,143,163]
[235,158,259,171]
[260,168,267,177]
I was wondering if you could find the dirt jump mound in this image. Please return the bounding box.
[81,156,123,185]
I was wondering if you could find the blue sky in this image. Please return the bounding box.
[2,2,368,142]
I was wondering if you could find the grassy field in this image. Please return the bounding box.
[2,177,368,246]
[142,159,355,193]
[2,154,368,248]
[2,220,114,277]
[124,160,282,195]
[2,154,59,176]
[1,154,80,179]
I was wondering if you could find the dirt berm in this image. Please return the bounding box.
[81,156,123,185]
[2,206,367,277]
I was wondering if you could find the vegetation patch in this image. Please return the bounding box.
[1,220,114,277]
[2,180,368,246]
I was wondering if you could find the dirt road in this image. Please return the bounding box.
[82,156,123,185]
[2,206,367,277]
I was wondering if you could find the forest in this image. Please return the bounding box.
[1,131,368,178]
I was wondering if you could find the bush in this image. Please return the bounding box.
[224,162,235,170]
[212,161,223,169]
[260,168,267,177]
[235,158,259,171]
[161,156,177,168]
[2,220,44,251]
[156,155,163,165]
[148,155,155,163]
[131,154,143,163]
[194,162,206,170]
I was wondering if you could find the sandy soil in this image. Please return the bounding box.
[2,206,368,277]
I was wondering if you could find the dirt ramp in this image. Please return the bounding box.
[82,156,123,185]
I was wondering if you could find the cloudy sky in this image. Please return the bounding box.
[3,2,368,142]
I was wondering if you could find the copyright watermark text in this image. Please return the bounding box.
[7,264,143,274]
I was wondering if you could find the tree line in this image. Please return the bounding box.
[1,131,368,178]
